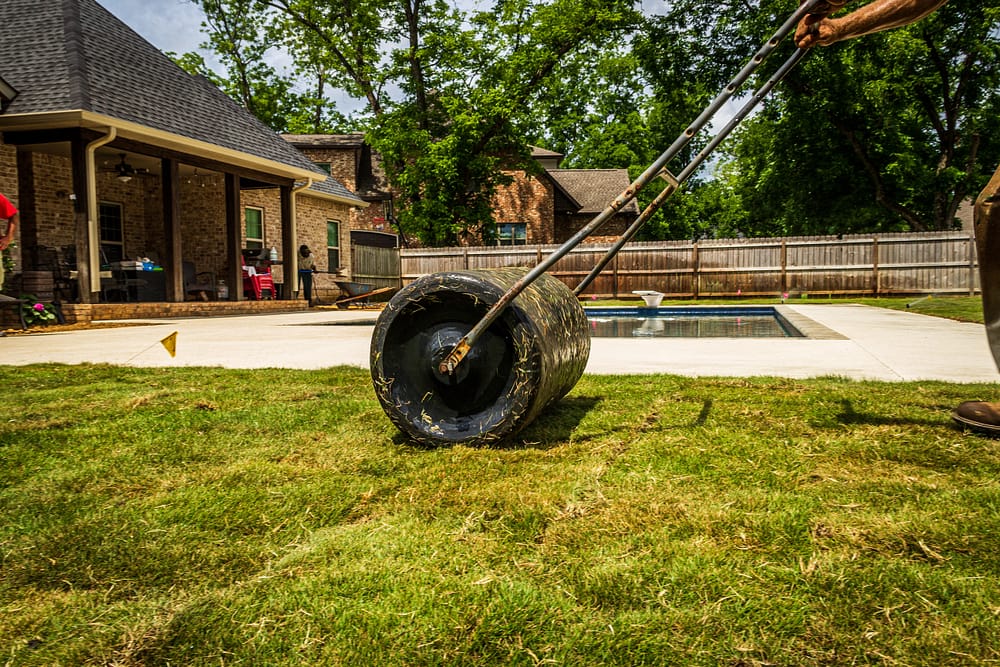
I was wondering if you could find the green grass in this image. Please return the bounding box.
[586,295,985,324]
[3,365,1000,665]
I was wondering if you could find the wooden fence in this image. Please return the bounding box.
[400,230,980,298]
[352,244,402,292]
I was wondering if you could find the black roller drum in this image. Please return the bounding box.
[370,268,590,447]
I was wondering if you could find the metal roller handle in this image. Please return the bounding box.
[574,46,810,295]
[437,0,826,376]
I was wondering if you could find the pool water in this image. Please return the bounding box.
[584,306,804,338]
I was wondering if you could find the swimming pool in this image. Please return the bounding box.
[584,306,805,338]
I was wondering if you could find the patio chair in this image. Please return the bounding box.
[242,266,274,300]
[184,261,218,301]
[102,267,147,302]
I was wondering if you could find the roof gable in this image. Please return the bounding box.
[0,0,338,183]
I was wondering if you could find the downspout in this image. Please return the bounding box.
[84,127,117,294]
[285,177,313,297]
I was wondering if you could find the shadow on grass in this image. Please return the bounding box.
[387,396,604,451]
[512,395,604,449]
[836,399,947,428]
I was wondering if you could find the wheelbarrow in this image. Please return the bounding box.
[371,0,829,447]
[334,280,395,308]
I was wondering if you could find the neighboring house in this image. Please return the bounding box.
[492,147,640,245]
[282,133,396,236]
[281,136,637,248]
[0,0,365,305]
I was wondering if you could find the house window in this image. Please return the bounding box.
[327,220,341,270]
[316,163,331,175]
[99,202,124,264]
[245,207,264,249]
[497,223,527,246]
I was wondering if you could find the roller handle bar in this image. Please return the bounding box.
[437,0,824,376]
[574,46,810,294]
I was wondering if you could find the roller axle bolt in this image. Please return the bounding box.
[437,340,470,375]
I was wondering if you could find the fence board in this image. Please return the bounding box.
[400,230,979,298]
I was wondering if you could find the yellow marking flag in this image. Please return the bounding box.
[160,331,178,357]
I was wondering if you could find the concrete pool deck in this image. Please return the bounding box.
[1,304,998,383]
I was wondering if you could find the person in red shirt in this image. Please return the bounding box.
[0,192,18,296]
[796,0,1000,435]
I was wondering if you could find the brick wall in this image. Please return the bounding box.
[296,146,358,192]
[27,154,76,252]
[555,212,629,244]
[492,170,555,244]
[179,173,227,277]
[295,145,392,234]
[240,188,353,294]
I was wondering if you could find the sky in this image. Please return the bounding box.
[100,0,212,61]
[97,0,673,69]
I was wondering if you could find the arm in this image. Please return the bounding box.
[796,0,950,48]
[0,212,16,252]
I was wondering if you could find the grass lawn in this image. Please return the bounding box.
[3,364,999,665]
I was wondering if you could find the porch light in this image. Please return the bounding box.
[117,174,132,183]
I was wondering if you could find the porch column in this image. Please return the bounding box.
[162,158,183,302]
[69,135,94,303]
[280,184,296,300]
[224,173,242,300]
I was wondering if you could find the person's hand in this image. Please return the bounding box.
[795,0,848,48]
[0,235,10,252]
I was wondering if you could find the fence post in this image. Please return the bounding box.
[613,250,619,299]
[872,237,879,296]
[692,242,700,300]
[969,229,977,295]
[780,240,787,295]
[463,247,469,270]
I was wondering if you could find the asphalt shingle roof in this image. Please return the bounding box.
[546,169,640,215]
[0,0,360,203]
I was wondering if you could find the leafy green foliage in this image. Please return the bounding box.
[18,296,57,327]
[181,0,997,243]
[629,0,999,239]
[185,0,639,246]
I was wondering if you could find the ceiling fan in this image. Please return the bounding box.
[102,153,151,183]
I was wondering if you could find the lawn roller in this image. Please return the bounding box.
[371,0,827,447]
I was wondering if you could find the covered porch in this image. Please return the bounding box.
[0,0,364,318]
[5,126,310,307]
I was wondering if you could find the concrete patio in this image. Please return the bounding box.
[1,304,997,383]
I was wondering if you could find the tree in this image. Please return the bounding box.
[185,0,640,246]
[637,0,1000,238]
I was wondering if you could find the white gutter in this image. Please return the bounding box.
[84,127,117,294]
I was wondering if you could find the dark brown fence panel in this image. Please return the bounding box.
[400,231,979,298]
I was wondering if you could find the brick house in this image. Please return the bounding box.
[492,147,640,246]
[278,137,638,247]
[282,134,396,237]
[0,0,365,309]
